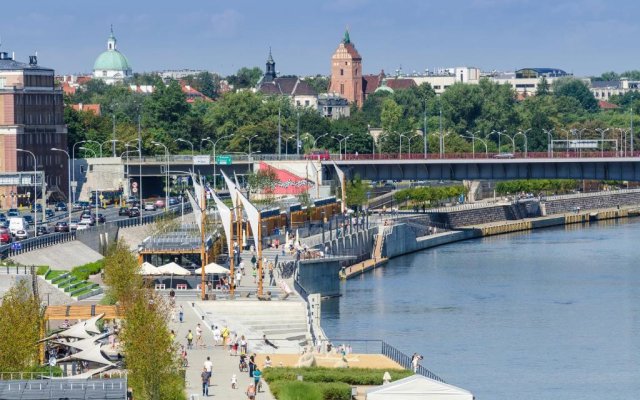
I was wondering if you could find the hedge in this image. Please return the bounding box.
[268,380,351,400]
[262,367,413,386]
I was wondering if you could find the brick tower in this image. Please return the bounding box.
[329,30,363,107]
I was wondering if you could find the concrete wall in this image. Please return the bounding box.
[75,224,119,255]
[296,257,346,297]
[383,224,479,259]
[543,191,640,215]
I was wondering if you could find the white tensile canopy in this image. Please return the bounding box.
[84,313,105,335]
[366,375,474,400]
[195,262,230,274]
[139,261,161,275]
[56,320,93,340]
[56,344,115,366]
[52,364,114,380]
[158,262,191,275]
[53,332,109,352]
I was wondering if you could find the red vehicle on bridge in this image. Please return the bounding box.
[304,149,331,161]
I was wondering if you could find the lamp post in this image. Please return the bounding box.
[16,149,38,237]
[313,132,329,149]
[561,129,571,157]
[175,138,194,157]
[407,134,422,159]
[283,134,294,157]
[79,146,96,158]
[498,133,516,154]
[341,134,352,159]
[247,134,259,158]
[514,129,531,158]
[399,133,408,159]
[464,130,481,159]
[332,134,345,160]
[100,139,119,158]
[51,148,72,228]
[152,141,170,211]
[595,128,609,157]
[200,137,214,153]
[543,128,554,158]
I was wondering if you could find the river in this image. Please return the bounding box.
[321,219,640,400]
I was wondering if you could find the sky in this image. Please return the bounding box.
[2,0,639,78]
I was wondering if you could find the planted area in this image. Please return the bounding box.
[263,367,414,400]
[43,260,104,298]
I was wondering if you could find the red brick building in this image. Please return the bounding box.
[0,51,68,205]
[329,30,364,107]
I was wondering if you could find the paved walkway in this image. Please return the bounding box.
[169,300,275,400]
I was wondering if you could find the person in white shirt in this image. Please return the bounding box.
[204,356,213,374]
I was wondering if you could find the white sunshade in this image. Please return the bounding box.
[56,320,92,340]
[366,374,474,400]
[56,344,115,366]
[158,262,191,275]
[53,332,109,352]
[139,261,161,275]
[195,262,230,275]
[84,313,105,335]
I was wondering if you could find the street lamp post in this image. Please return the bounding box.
[79,146,96,158]
[543,129,554,158]
[51,148,72,228]
[100,140,120,158]
[16,149,38,237]
[595,128,609,157]
[247,134,259,158]
[152,141,170,211]
[464,130,481,159]
[498,133,516,154]
[342,135,352,159]
[175,138,194,157]
[399,133,408,159]
[408,134,422,159]
[514,129,531,158]
[561,129,570,157]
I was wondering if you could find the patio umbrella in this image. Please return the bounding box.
[158,262,190,289]
[139,262,161,275]
[195,262,230,274]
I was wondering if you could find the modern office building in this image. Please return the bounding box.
[0,50,68,205]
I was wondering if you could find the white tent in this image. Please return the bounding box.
[139,262,161,275]
[366,375,473,400]
[56,320,92,340]
[53,333,109,352]
[84,313,105,335]
[195,262,230,275]
[158,262,191,275]
[56,344,115,366]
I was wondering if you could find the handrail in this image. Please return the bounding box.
[381,341,446,383]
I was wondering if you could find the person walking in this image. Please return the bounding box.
[186,330,194,349]
[196,323,204,349]
[178,305,184,323]
[253,367,262,392]
[245,383,256,400]
[201,367,210,397]
[248,353,256,378]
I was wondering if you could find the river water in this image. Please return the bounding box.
[321,220,640,400]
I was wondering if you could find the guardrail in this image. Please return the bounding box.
[381,341,445,383]
[541,188,640,201]
[0,204,193,259]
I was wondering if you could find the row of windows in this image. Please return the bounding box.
[17,112,64,125]
[515,84,536,88]
[24,74,54,88]
[17,154,63,168]
[19,132,65,146]
[432,85,451,90]
[14,94,61,106]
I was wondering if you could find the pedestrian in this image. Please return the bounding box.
[213,326,221,346]
[196,323,204,348]
[252,266,257,283]
[253,367,262,392]
[204,356,212,375]
[231,333,239,356]
[178,305,184,323]
[231,373,237,389]
[186,330,193,349]
[236,269,242,287]
[248,353,256,378]
[240,335,248,355]
[246,383,256,400]
[411,353,423,373]
[201,367,210,397]
[222,325,230,349]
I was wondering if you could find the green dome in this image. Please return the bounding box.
[93,50,131,71]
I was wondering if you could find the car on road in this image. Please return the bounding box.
[7,209,19,217]
[118,207,129,217]
[76,221,90,231]
[45,209,55,219]
[31,204,43,213]
[9,217,28,236]
[97,214,106,223]
[69,220,79,231]
[126,196,138,204]
[0,220,9,229]
[36,226,49,235]
[0,213,6,221]
[54,202,67,212]
[154,199,165,208]
[80,215,95,226]
[0,228,12,244]
[168,197,180,206]
[144,202,156,211]
[493,153,514,159]
[304,149,331,161]
[14,229,28,241]
[128,208,140,218]
[23,215,34,225]
[54,222,69,232]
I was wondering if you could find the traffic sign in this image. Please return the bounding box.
[215,155,232,165]
[11,242,22,251]
[193,155,211,165]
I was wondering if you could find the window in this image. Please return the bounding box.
[340,69,344,76]
[103,71,107,77]
[340,83,344,94]
[305,100,310,106]
[0,77,5,88]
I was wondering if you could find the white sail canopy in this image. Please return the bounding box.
[56,344,115,366]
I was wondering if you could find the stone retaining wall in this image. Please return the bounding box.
[542,191,640,215]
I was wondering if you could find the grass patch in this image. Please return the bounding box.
[262,367,413,386]
[269,381,325,400]
[47,270,66,281]
[36,265,49,275]
[72,287,94,298]
[70,259,104,281]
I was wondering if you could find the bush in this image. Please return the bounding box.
[262,367,413,386]
[70,260,104,281]
[269,381,324,400]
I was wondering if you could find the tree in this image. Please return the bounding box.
[102,240,143,306]
[247,168,279,200]
[345,175,370,210]
[0,280,42,371]
[537,77,550,96]
[226,67,262,89]
[304,75,330,94]
[120,290,185,400]
[380,98,402,134]
[553,78,598,112]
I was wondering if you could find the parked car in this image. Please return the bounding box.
[144,202,156,211]
[0,220,9,229]
[168,197,180,206]
[69,220,79,231]
[23,215,34,225]
[36,226,49,235]
[54,202,67,212]
[128,208,140,218]
[118,207,130,216]
[7,209,19,217]
[0,213,6,221]
[97,214,106,223]
[154,199,165,208]
[0,228,12,244]
[45,209,55,219]
[304,149,331,160]
[54,221,69,232]
[14,229,29,241]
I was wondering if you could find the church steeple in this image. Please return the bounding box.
[264,47,276,83]
[343,28,351,44]
[107,25,117,51]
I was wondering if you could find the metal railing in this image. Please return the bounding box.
[381,341,445,383]
[541,188,640,201]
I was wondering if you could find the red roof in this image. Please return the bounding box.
[71,103,101,115]
[60,82,76,95]
[386,78,416,90]
[598,100,619,109]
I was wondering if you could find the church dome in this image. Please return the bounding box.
[94,50,131,71]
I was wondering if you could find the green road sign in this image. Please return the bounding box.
[216,155,233,165]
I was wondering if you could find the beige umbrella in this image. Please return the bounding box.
[139,262,161,275]
[158,262,191,275]
[195,262,230,274]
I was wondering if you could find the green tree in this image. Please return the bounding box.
[304,75,330,94]
[345,175,370,210]
[102,240,143,306]
[553,77,598,112]
[227,67,262,89]
[537,77,550,96]
[0,280,42,371]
